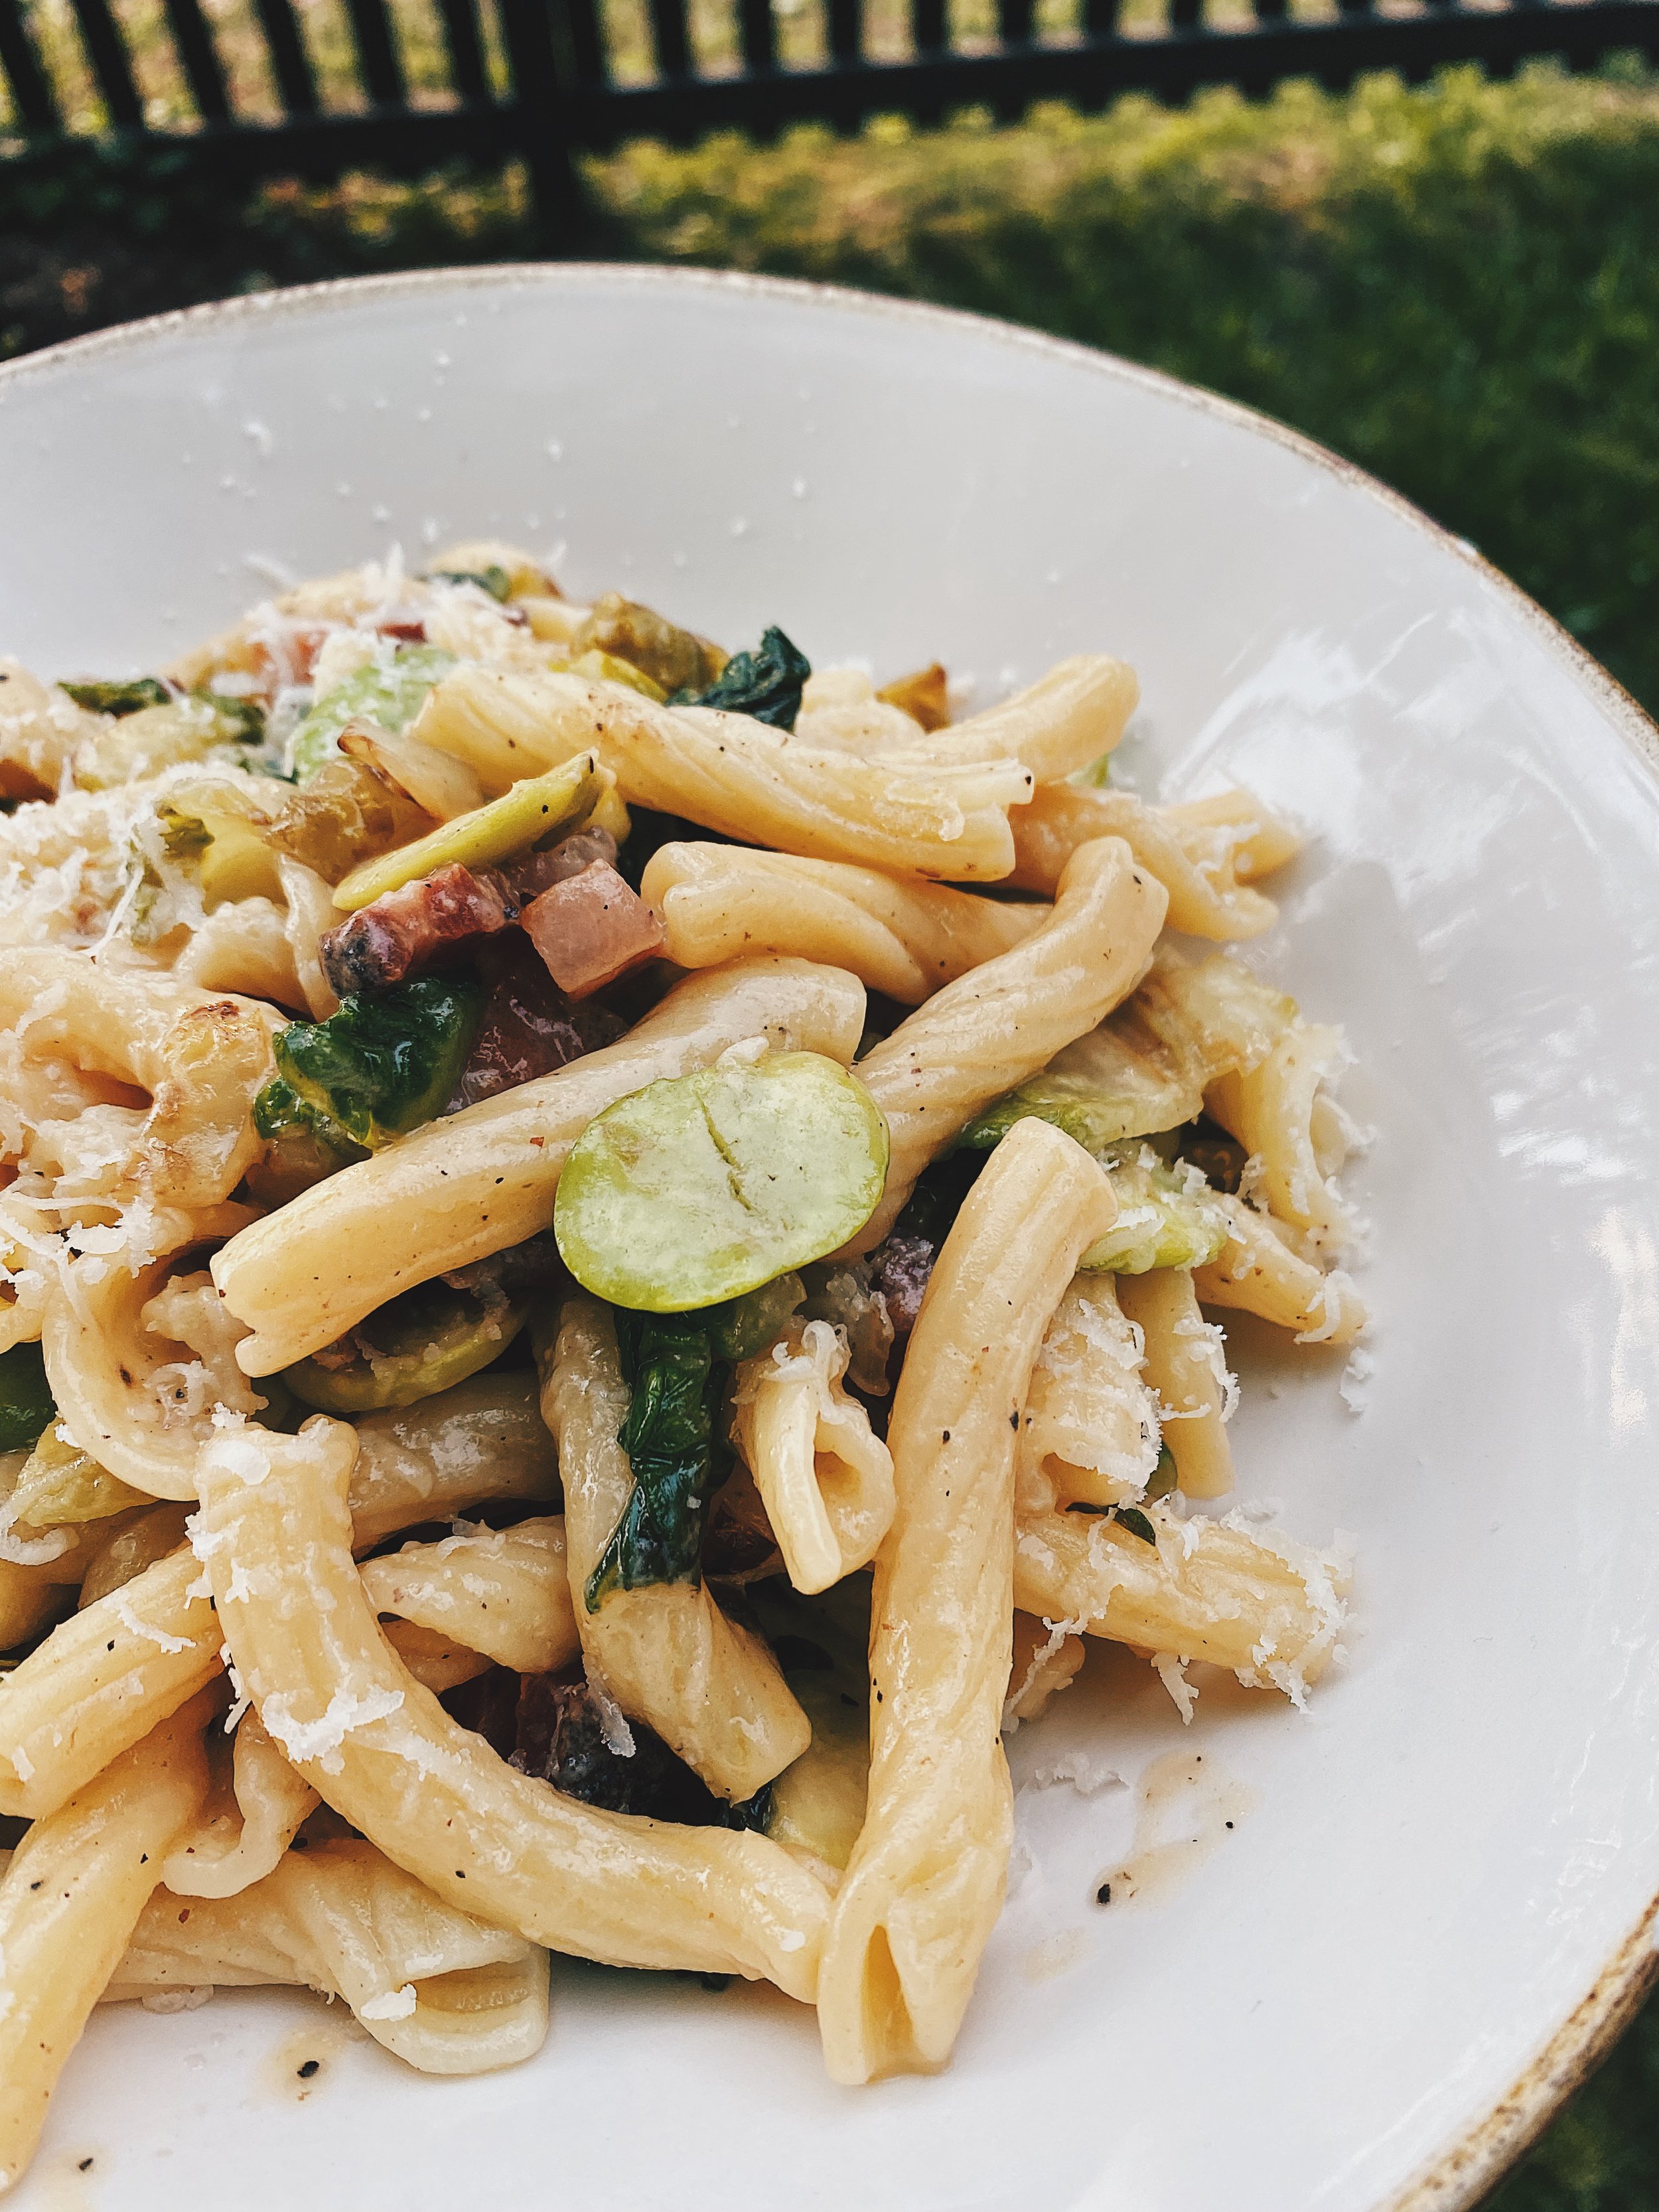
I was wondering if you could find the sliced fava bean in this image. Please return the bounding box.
[284,1284,526,1413]
[555,1052,889,1313]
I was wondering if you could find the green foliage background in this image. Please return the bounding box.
[7,61,1655,712]
[5,62,1659,2197]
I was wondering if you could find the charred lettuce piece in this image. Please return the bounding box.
[1080,1150,1229,1275]
[0,1343,56,1453]
[425,565,512,601]
[60,676,171,717]
[672,626,810,731]
[573,593,725,698]
[289,645,457,782]
[512,1675,771,1829]
[585,1309,720,1613]
[271,976,483,1153]
[284,1282,525,1413]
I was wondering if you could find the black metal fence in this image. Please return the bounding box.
[2,0,1657,238]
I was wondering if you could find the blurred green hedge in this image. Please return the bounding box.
[591,66,1659,716]
[5,65,1658,711]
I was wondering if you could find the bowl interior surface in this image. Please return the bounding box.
[3,267,1658,2212]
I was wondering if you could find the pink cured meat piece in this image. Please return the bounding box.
[521,861,666,1001]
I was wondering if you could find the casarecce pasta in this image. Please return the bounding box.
[0,542,1366,2179]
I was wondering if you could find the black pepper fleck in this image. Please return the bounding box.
[1096,1882,1112,1905]
[297,2059,321,2079]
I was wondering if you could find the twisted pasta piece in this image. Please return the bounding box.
[1008,783,1302,938]
[173,896,308,1009]
[275,854,341,1019]
[0,1562,65,1651]
[1193,1194,1367,1343]
[1013,1502,1349,1700]
[1,1386,569,1819]
[194,1417,830,1997]
[798,658,1136,784]
[641,842,1045,1004]
[0,951,279,1211]
[411,664,1031,879]
[729,1319,896,1594]
[817,1118,1116,2084]
[108,1838,551,2075]
[360,1516,579,1677]
[1207,1022,1356,1256]
[1019,1274,1162,1514]
[1117,1268,1236,1501]
[160,1707,320,1899]
[844,836,1167,1252]
[214,955,866,1377]
[542,1300,810,1800]
[44,1204,262,1502]
[345,1374,559,1547]
[0,1547,220,1821]
[1004,1612,1086,1731]
[895,655,1137,782]
[0,1691,212,2193]
[0,661,105,800]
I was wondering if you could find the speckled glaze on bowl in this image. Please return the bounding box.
[4,265,1659,2212]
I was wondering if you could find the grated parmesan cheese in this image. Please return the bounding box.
[359,1984,419,2022]
[261,1686,405,1775]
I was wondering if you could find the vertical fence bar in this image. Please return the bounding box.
[342,0,407,103]
[647,0,690,76]
[162,0,232,119]
[910,0,944,52]
[996,0,1032,39]
[560,0,605,80]
[0,0,60,126]
[827,0,859,62]
[1169,0,1200,30]
[1082,0,1116,33]
[67,0,145,123]
[737,0,774,70]
[1249,0,1286,22]
[433,0,491,99]
[498,0,584,242]
[252,0,319,110]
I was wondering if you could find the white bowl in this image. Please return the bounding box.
[3,265,1658,2212]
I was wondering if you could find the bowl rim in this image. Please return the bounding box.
[3,256,1656,2211]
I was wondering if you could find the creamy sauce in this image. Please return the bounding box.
[258,2015,358,2102]
[1097,1747,1256,1909]
[1021,1927,1088,1984]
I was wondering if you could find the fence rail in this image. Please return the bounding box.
[3,0,1658,239]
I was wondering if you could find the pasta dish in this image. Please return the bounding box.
[0,545,1362,2187]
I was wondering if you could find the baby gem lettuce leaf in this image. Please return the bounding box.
[554,1051,889,1313]
[289,645,457,782]
[585,1309,720,1611]
[1080,1152,1228,1274]
[269,976,483,1152]
[672,627,810,731]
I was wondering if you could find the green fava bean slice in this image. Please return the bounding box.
[283,1285,526,1414]
[555,1051,889,1313]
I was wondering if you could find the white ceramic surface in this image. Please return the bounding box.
[3,266,1658,2212]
